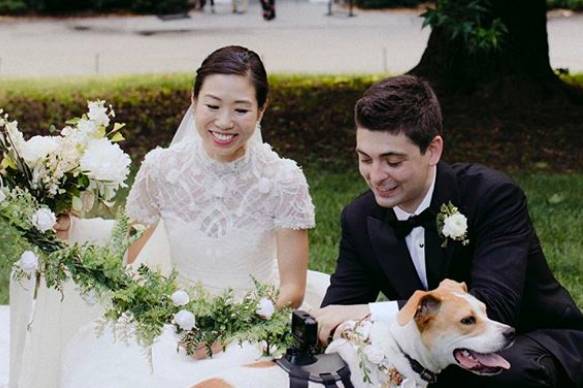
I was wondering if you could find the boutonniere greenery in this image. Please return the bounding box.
[436,202,469,248]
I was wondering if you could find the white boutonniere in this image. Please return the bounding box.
[436,202,469,248]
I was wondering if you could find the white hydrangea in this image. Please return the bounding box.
[21,136,60,165]
[87,100,110,128]
[80,138,130,187]
[31,208,57,232]
[171,290,190,307]
[256,297,275,319]
[77,118,98,136]
[174,310,196,331]
[18,251,39,273]
[442,213,468,239]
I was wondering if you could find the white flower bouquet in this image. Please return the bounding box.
[0,100,131,215]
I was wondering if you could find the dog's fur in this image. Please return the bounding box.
[192,280,515,388]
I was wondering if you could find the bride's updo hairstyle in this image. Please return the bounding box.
[193,46,269,110]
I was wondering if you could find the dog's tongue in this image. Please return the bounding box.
[473,352,510,369]
[457,350,510,370]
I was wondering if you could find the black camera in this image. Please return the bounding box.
[275,310,353,386]
[286,310,318,365]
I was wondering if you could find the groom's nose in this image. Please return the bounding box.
[369,162,388,185]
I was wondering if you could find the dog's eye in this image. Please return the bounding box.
[460,316,476,325]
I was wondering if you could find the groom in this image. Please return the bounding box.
[313,75,583,387]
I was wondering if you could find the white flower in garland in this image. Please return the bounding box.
[363,344,385,365]
[31,207,57,232]
[18,251,39,273]
[174,310,196,331]
[0,190,6,203]
[437,202,469,248]
[256,297,275,319]
[171,290,190,306]
[87,100,111,128]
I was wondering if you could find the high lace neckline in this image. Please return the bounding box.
[186,137,255,176]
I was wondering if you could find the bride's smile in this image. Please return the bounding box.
[193,73,264,163]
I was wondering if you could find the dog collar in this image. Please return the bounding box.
[403,353,438,384]
[393,340,438,384]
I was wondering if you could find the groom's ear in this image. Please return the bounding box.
[426,135,443,166]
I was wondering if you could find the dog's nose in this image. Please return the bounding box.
[503,327,516,342]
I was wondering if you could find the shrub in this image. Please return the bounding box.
[547,0,583,10]
[0,0,28,14]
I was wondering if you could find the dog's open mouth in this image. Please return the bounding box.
[453,348,511,375]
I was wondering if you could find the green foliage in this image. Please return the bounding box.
[547,0,583,10]
[421,0,508,53]
[0,0,27,13]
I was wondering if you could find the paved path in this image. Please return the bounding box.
[0,3,581,77]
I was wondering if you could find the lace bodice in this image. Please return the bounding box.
[126,139,315,295]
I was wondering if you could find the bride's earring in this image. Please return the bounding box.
[255,122,262,132]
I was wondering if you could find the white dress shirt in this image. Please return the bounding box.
[369,166,437,322]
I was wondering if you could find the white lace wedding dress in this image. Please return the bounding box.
[60,137,325,387]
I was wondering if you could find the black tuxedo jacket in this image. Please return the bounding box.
[322,162,583,384]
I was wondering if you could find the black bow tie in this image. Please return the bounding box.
[388,208,435,239]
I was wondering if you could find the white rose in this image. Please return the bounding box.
[256,297,275,319]
[19,251,39,273]
[87,100,110,128]
[77,118,98,136]
[31,208,57,232]
[21,136,60,165]
[0,190,6,203]
[174,310,196,331]
[442,213,468,239]
[80,139,131,185]
[363,344,385,365]
[171,290,190,307]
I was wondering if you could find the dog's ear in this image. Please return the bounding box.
[414,294,442,331]
[397,290,428,326]
[459,281,468,292]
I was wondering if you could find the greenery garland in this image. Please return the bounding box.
[2,186,294,357]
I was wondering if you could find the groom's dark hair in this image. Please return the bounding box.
[354,75,442,153]
[193,45,269,110]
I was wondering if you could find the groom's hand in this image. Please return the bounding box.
[311,304,370,345]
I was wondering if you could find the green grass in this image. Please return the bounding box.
[1,169,582,309]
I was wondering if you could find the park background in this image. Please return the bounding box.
[0,0,582,384]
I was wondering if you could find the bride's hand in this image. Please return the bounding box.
[54,213,72,241]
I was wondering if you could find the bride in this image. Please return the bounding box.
[60,45,325,387]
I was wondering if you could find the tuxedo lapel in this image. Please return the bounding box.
[425,162,461,287]
[368,213,424,298]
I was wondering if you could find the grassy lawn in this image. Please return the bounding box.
[1,168,582,308]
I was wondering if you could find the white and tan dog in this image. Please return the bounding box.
[191,280,515,388]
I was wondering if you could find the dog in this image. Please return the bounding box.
[191,280,515,387]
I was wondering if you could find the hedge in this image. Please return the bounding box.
[0,74,381,169]
[1,73,582,172]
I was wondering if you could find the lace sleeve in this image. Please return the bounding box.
[125,148,163,225]
[273,160,315,230]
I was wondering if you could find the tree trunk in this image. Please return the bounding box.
[409,0,582,103]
